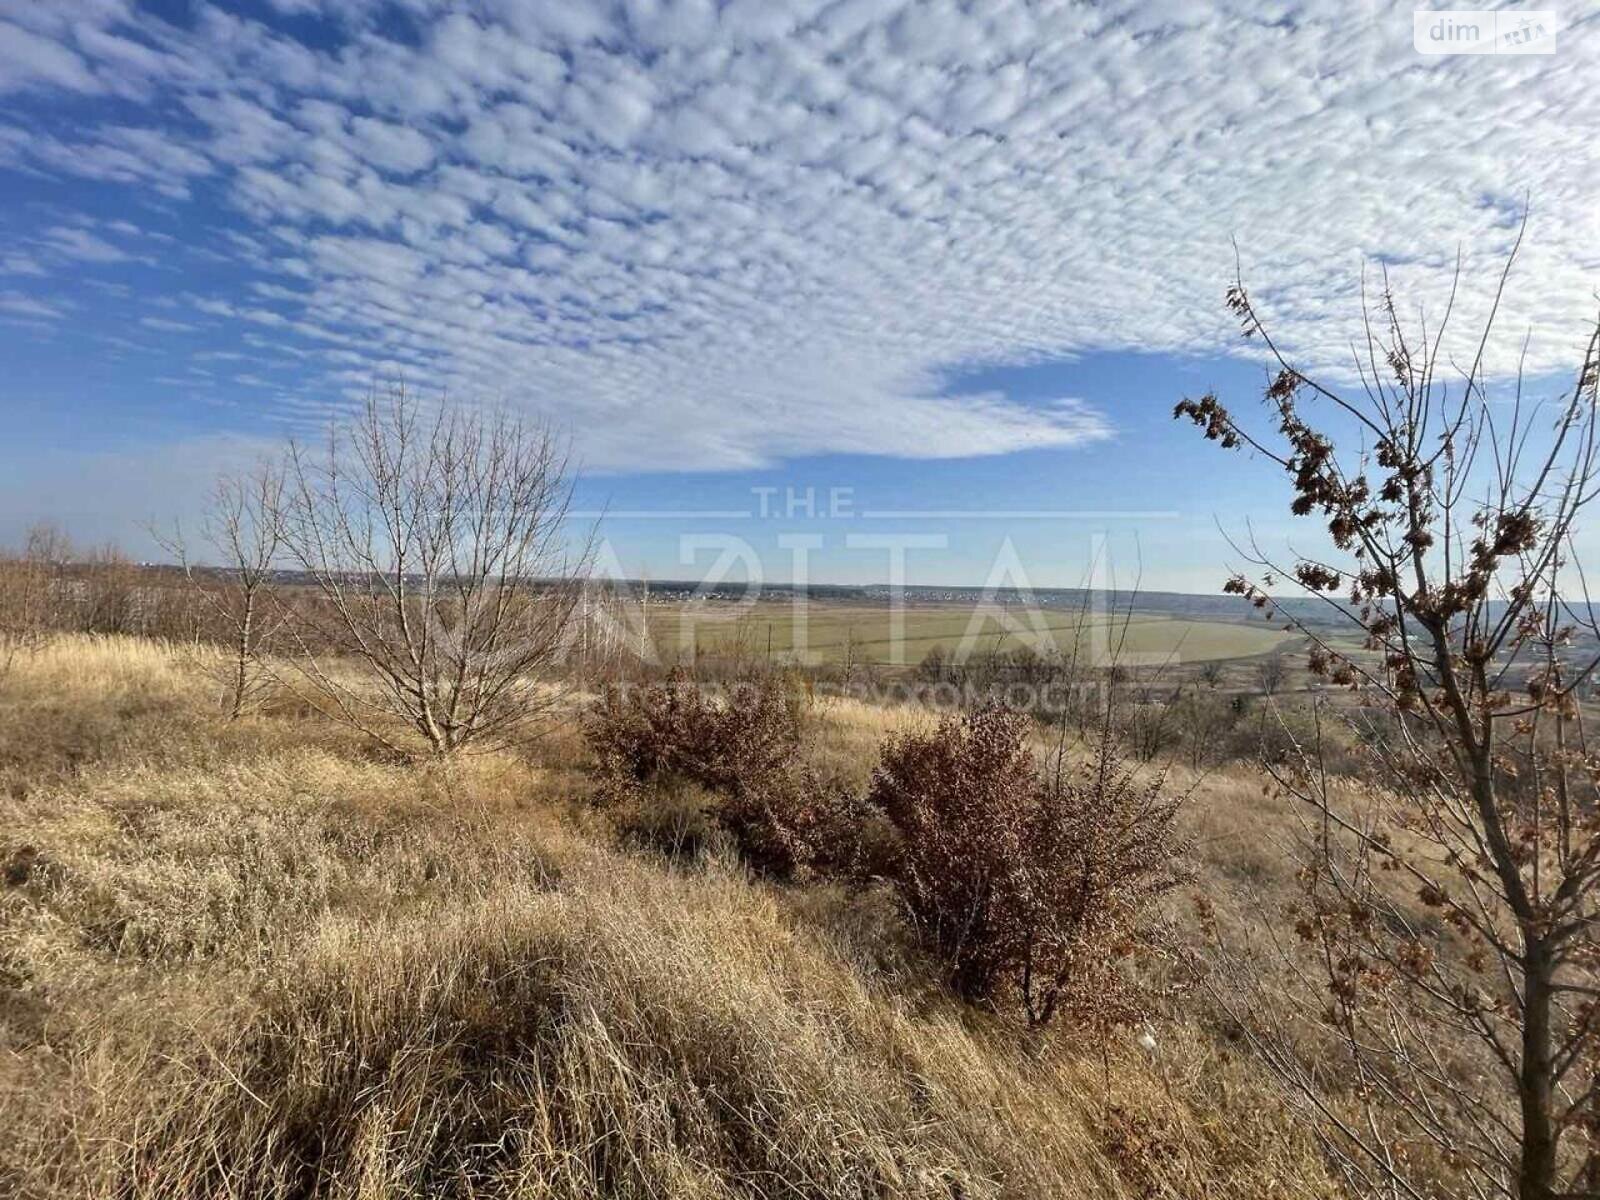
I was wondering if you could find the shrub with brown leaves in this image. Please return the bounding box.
[866,706,1187,1030]
[589,671,861,877]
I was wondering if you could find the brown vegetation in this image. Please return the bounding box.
[154,461,288,720]
[0,523,63,679]
[588,670,867,877]
[276,389,589,757]
[0,635,1335,1200]
[867,706,1186,1028]
[1179,242,1600,1200]
[15,252,1595,1196]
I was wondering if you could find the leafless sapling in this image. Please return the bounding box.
[278,389,589,756]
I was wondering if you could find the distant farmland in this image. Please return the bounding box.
[638,600,1296,667]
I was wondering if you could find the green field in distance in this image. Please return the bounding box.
[638,601,1295,667]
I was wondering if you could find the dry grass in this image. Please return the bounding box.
[1,635,1337,1199]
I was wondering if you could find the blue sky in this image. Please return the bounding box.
[1,1,1597,590]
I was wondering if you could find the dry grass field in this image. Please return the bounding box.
[0,634,1341,1199]
[643,600,1296,668]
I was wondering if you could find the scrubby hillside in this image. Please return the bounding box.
[0,637,1331,1199]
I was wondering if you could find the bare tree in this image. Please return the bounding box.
[1256,649,1287,696]
[77,543,142,635]
[1179,236,1600,1200]
[154,463,287,719]
[0,523,68,678]
[277,389,588,756]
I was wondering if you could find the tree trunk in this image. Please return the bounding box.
[1520,938,1558,1200]
[230,595,253,721]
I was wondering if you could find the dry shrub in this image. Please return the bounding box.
[867,706,1187,1029]
[0,526,60,680]
[590,670,803,799]
[589,671,863,876]
[74,545,144,636]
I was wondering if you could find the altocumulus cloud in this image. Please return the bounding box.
[0,0,1596,470]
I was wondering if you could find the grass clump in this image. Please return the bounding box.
[75,857,1323,1200]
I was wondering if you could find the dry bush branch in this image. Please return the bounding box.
[152,461,287,719]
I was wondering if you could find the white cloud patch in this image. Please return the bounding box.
[0,251,46,276]
[40,225,134,263]
[139,315,200,332]
[0,290,70,320]
[348,116,435,174]
[0,1,1597,471]
[0,19,103,93]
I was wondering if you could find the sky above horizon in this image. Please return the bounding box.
[1,0,1597,592]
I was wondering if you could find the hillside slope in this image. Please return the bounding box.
[0,637,1331,1198]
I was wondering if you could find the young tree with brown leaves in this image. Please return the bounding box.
[1178,237,1600,1200]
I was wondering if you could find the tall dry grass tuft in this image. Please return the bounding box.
[9,632,200,698]
[2,634,1337,1199]
[0,635,219,796]
[55,856,1329,1200]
